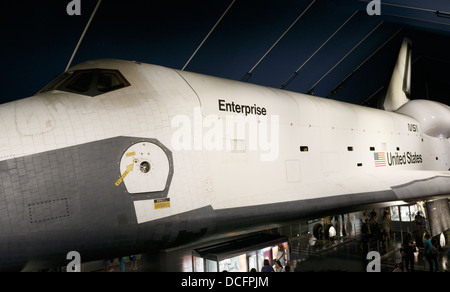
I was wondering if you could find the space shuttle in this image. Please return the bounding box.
[0,38,449,271]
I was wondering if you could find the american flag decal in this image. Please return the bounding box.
[374,152,386,167]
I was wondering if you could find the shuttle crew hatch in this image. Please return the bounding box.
[118,140,172,196]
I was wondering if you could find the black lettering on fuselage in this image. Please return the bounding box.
[408,123,418,132]
[218,99,267,116]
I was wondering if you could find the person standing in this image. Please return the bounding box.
[120,256,127,272]
[424,233,433,272]
[403,232,416,272]
[273,260,283,272]
[130,255,138,271]
[430,239,439,272]
[383,213,392,241]
[261,259,273,272]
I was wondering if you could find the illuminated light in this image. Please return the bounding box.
[440,233,446,248]
[329,226,336,238]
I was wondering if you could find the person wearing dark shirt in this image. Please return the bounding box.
[403,232,416,272]
[261,259,273,272]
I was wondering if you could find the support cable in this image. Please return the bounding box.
[362,86,384,106]
[241,0,316,82]
[327,28,402,98]
[306,21,384,95]
[66,0,103,71]
[357,0,450,15]
[280,10,359,89]
[182,0,236,71]
[383,13,450,27]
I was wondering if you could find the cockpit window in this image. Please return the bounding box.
[40,69,130,97]
[66,71,96,93]
[96,71,129,93]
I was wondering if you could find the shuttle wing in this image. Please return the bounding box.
[209,170,450,236]
[212,169,450,212]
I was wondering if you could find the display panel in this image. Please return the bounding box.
[257,246,272,271]
[193,256,204,272]
[206,259,217,272]
[400,205,412,221]
[409,204,418,218]
[247,252,257,271]
[219,254,247,272]
[390,206,400,221]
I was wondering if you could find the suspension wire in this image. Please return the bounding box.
[383,13,450,27]
[362,85,385,106]
[241,0,317,82]
[357,0,450,14]
[280,10,359,89]
[182,0,236,71]
[66,0,103,72]
[327,28,402,98]
[306,21,384,94]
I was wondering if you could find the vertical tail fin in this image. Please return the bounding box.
[383,38,412,111]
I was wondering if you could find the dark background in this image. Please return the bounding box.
[1,0,450,107]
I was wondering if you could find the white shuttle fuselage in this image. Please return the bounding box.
[0,40,449,271]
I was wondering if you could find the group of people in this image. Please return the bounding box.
[397,232,442,272]
[258,259,291,272]
[361,207,448,272]
[423,233,441,272]
[255,245,291,272]
[102,255,138,272]
[361,208,392,250]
